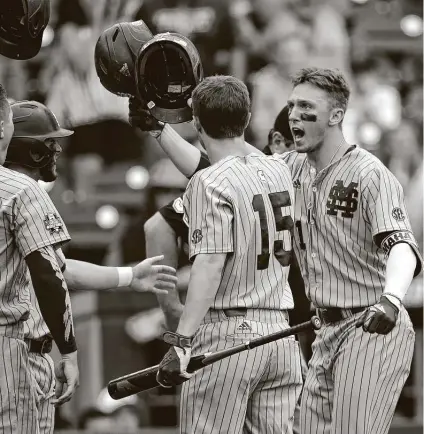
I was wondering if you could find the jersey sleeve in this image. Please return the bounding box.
[183,173,234,260]
[13,182,71,258]
[362,164,422,275]
[362,164,413,236]
[158,195,189,243]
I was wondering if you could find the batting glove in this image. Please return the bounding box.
[128,97,164,137]
[157,332,194,388]
[356,295,400,335]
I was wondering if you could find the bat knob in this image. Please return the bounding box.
[311,316,322,330]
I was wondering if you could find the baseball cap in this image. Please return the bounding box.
[11,101,73,140]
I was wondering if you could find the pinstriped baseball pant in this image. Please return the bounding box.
[0,336,38,434]
[300,306,415,434]
[180,309,303,434]
[29,353,55,434]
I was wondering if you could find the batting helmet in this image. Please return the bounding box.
[95,20,154,97]
[0,0,50,60]
[5,101,73,181]
[135,33,203,124]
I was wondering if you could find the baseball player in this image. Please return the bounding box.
[4,100,178,434]
[134,68,422,434]
[0,85,77,434]
[155,76,302,434]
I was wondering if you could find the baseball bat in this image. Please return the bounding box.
[108,316,321,400]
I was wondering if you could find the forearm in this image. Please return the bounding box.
[26,248,77,354]
[177,253,226,336]
[145,214,183,331]
[64,259,120,291]
[157,125,202,178]
[384,243,417,301]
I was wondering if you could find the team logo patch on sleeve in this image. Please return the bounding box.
[192,229,203,244]
[172,197,184,214]
[44,213,63,234]
[391,207,405,221]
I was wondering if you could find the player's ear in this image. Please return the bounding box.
[271,131,284,147]
[0,120,4,139]
[245,112,252,128]
[193,116,202,134]
[329,107,345,126]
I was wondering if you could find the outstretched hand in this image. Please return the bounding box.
[130,255,178,295]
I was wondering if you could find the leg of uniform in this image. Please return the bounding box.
[245,333,302,434]
[331,307,415,434]
[0,337,39,434]
[300,328,334,434]
[29,354,55,434]
[179,310,302,434]
[301,308,415,434]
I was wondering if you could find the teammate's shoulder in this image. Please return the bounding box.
[352,146,392,179]
[0,166,44,196]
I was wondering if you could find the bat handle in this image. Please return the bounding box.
[186,354,207,373]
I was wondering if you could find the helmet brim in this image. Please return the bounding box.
[13,127,74,140]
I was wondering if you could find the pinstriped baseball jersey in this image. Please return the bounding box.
[281,146,421,308]
[183,154,295,311]
[0,166,70,335]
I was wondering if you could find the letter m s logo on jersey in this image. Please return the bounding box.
[326,181,359,218]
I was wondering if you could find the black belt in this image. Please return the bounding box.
[26,338,53,354]
[223,308,247,318]
[316,307,365,324]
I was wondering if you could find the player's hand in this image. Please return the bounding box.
[130,255,178,295]
[356,295,399,335]
[52,351,79,407]
[128,96,165,136]
[157,345,193,387]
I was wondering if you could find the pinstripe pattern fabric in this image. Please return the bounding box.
[279,146,418,434]
[300,306,415,434]
[0,336,38,434]
[29,354,55,434]
[0,167,70,334]
[180,312,303,434]
[181,154,302,432]
[183,154,295,311]
[282,146,416,308]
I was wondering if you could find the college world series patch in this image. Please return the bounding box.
[192,229,203,244]
[44,213,63,234]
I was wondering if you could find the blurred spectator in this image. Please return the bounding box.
[249,31,309,148]
[230,0,297,77]
[380,120,421,190]
[78,407,115,432]
[135,0,235,75]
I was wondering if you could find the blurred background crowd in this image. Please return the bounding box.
[0,0,422,432]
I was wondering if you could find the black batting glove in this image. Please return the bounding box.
[128,97,165,135]
[156,345,193,388]
[356,295,399,335]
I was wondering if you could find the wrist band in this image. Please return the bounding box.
[382,292,403,304]
[117,267,133,287]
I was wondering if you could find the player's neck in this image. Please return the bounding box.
[203,136,251,164]
[307,130,350,172]
[6,164,39,181]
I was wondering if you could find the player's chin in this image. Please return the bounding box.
[293,136,310,153]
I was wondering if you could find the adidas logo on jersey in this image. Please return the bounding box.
[237,321,251,331]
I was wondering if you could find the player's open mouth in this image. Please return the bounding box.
[291,127,305,141]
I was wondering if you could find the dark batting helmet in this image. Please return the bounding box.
[0,0,50,60]
[95,20,154,97]
[135,32,203,124]
[5,101,73,182]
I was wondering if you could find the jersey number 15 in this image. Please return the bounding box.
[252,191,294,270]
